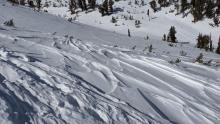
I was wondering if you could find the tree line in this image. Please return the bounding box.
[69,0,114,16]
[7,0,41,10]
[197,33,220,54]
[69,0,96,14]
[162,26,220,54]
[7,0,114,16]
[149,0,220,24]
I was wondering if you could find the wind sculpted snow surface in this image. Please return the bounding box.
[1,2,220,124]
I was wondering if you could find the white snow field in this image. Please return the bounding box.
[40,0,220,44]
[0,1,220,124]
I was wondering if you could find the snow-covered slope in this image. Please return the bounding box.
[40,0,220,44]
[1,1,220,124]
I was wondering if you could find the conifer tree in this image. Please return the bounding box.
[180,0,188,13]
[103,0,108,15]
[197,34,203,48]
[4,19,14,27]
[69,0,77,14]
[77,0,87,11]
[149,44,153,52]
[158,0,167,7]
[109,0,114,14]
[78,0,83,10]
[111,16,117,23]
[135,20,141,28]
[205,0,215,19]
[168,26,177,43]
[128,29,131,37]
[7,0,19,4]
[213,16,220,26]
[98,0,114,16]
[216,37,220,54]
[209,34,213,52]
[195,53,204,63]
[158,0,163,7]
[216,5,220,15]
[88,0,96,9]
[141,0,144,6]
[163,34,166,41]
[216,0,220,15]
[20,0,25,5]
[147,9,150,17]
[197,34,210,50]
[191,0,195,7]
[36,0,41,11]
[28,0,35,7]
[150,0,157,12]
[191,0,204,22]
[82,0,87,11]
[99,6,105,16]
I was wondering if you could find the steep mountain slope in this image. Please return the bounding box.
[1,1,220,124]
[40,0,220,44]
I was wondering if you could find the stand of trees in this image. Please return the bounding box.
[149,0,220,23]
[162,26,177,43]
[7,0,41,10]
[98,0,114,16]
[197,34,211,51]
[195,33,220,54]
[7,0,19,4]
[184,0,219,22]
[69,0,96,14]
